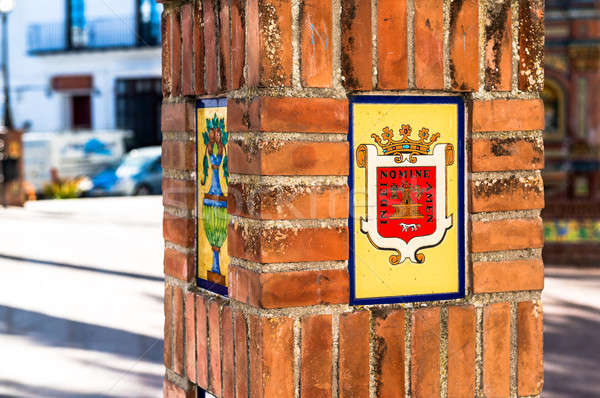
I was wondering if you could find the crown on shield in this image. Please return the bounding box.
[371,125,439,156]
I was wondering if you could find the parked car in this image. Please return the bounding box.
[85,146,162,196]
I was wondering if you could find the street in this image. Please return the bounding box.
[0,197,598,397]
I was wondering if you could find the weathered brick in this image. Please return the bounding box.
[228,223,348,263]
[181,4,194,96]
[373,309,405,398]
[301,0,333,87]
[219,0,231,91]
[411,307,441,398]
[339,311,370,398]
[162,12,171,97]
[204,0,218,94]
[447,305,476,398]
[517,301,544,395]
[163,213,195,248]
[471,174,544,213]
[471,218,544,253]
[471,137,544,172]
[184,292,196,381]
[163,378,194,398]
[173,286,184,375]
[377,0,408,90]
[249,315,295,398]
[449,0,479,91]
[229,265,349,308]
[301,314,333,398]
[247,0,293,87]
[484,0,512,91]
[162,140,195,171]
[164,284,173,369]
[164,247,195,282]
[228,140,349,176]
[483,302,511,397]
[472,99,545,132]
[162,178,195,210]
[161,102,196,132]
[231,0,246,90]
[208,300,222,395]
[228,183,349,220]
[473,259,544,293]
[196,295,209,389]
[234,310,249,398]
[170,10,182,96]
[341,0,372,90]
[519,0,544,91]
[415,1,444,89]
[193,0,205,95]
[222,306,235,398]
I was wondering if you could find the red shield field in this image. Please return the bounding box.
[376,166,436,243]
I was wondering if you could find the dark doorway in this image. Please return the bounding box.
[71,95,92,129]
[115,78,162,150]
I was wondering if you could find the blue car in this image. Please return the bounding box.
[89,146,162,196]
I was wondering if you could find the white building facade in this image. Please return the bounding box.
[5,0,163,148]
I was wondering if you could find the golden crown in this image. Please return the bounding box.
[371,125,439,156]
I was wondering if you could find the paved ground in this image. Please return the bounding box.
[0,197,598,397]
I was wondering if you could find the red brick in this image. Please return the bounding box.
[204,0,218,94]
[377,0,407,90]
[229,265,349,308]
[519,0,544,91]
[301,314,332,398]
[228,223,348,263]
[161,102,196,132]
[339,311,370,398]
[184,292,196,381]
[208,300,222,396]
[483,302,511,397]
[447,305,476,398]
[471,174,544,213]
[471,218,544,253]
[471,137,544,172]
[162,12,171,97]
[247,0,293,87]
[170,10,182,96]
[193,0,205,95]
[300,0,333,87]
[164,284,173,369]
[163,378,195,398]
[222,306,234,398]
[162,178,195,210]
[228,140,349,176]
[196,295,209,389]
[449,0,479,91]
[340,0,372,90]
[472,99,545,132]
[231,0,246,90]
[234,310,249,398]
[161,140,195,170]
[228,183,349,220]
[173,287,184,375]
[219,0,231,91]
[249,315,295,398]
[411,307,441,398]
[181,4,194,96]
[484,0,512,91]
[164,247,195,282]
[473,259,544,293]
[517,301,544,395]
[163,213,195,247]
[415,1,444,89]
[373,309,405,398]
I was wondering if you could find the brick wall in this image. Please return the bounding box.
[159,0,545,397]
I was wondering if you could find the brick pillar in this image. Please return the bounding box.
[160,0,545,397]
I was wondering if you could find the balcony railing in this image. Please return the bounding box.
[27,17,160,54]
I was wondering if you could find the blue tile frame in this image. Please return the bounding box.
[348,95,466,305]
[196,97,229,296]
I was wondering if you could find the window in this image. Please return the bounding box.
[68,0,87,48]
[541,79,566,141]
[71,95,92,129]
[137,0,162,46]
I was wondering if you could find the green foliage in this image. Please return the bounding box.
[201,154,209,185]
[42,178,82,199]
